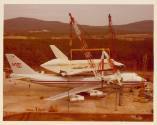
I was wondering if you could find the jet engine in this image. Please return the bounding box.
[69,95,85,102]
[87,90,105,97]
[60,70,67,76]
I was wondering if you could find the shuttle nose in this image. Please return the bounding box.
[40,62,47,68]
[142,78,147,82]
[41,60,51,67]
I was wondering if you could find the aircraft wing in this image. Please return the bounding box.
[9,76,27,80]
[45,84,107,101]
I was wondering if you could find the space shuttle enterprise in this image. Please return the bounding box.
[5,13,147,102]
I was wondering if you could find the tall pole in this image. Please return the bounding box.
[67,75,70,113]
[118,86,123,106]
[70,23,73,46]
[108,14,116,59]
[68,90,70,112]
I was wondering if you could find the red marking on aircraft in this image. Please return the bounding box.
[12,63,22,68]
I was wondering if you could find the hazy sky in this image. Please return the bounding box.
[4,4,153,26]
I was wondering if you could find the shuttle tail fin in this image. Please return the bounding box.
[5,54,37,74]
[50,45,68,60]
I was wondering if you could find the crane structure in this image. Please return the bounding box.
[69,13,120,81]
[69,13,122,110]
[69,13,101,78]
[107,14,116,58]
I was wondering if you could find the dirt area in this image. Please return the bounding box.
[3,77,153,121]
[4,113,153,121]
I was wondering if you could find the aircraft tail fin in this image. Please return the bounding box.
[50,45,68,60]
[5,54,37,74]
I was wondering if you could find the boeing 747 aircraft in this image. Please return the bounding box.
[5,54,146,101]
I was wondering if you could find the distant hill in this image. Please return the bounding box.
[4,17,153,35]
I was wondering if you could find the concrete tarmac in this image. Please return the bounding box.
[3,77,153,120]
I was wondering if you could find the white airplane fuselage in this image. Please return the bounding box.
[41,58,124,76]
[10,72,146,87]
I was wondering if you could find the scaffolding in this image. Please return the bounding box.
[70,48,110,60]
